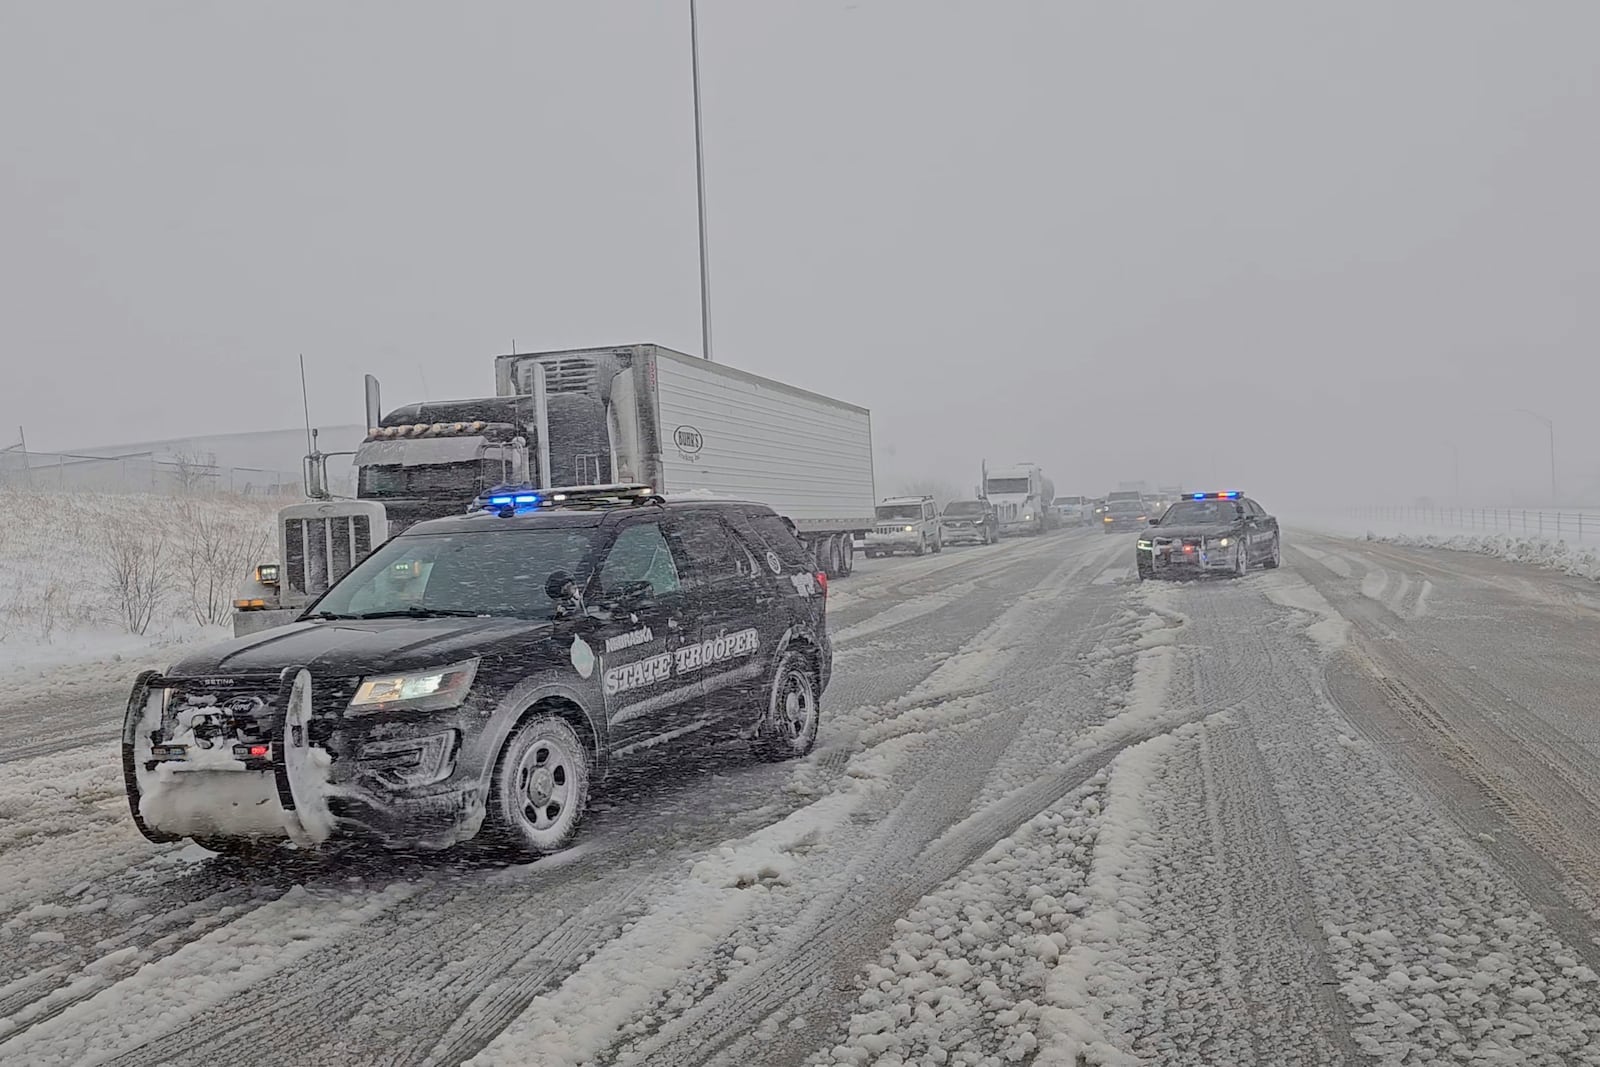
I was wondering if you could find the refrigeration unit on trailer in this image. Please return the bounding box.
[492,344,876,576]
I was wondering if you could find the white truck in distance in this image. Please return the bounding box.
[984,464,1055,536]
[234,343,876,634]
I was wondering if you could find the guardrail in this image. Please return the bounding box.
[1348,505,1600,545]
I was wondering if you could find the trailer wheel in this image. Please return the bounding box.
[838,536,854,576]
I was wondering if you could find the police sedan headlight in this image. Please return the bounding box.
[349,659,479,714]
[1207,537,1231,548]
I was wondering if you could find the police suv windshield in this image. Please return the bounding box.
[308,528,598,620]
[1158,500,1241,525]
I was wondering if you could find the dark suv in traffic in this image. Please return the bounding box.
[940,499,999,546]
[122,486,832,857]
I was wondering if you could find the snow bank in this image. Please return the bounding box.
[1374,531,1600,583]
[0,487,281,676]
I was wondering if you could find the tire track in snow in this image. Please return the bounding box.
[0,881,415,1067]
[1184,568,1600,1063]
[607,543,1190,1066]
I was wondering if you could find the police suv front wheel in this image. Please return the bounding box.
[755,652,820,762]
[488,715,591,854]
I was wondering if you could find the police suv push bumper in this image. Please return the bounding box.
[123,667,483,849]
[1136,533,1244,575]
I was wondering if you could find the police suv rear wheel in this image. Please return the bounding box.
[755,652,820,762]
[490,715,590,854]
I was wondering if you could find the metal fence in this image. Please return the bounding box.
[1349,505,1600,545]
[0,449,310,497]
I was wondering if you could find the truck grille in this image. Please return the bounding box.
[874,525,907,536]
[285,514,374,599]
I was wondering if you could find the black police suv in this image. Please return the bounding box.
[1136,492,1282,580]
[940,499,999,546]
[122,485,832,857]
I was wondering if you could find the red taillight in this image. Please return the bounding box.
[248,744,269,757]
[1183,545,1196,553]
[815,571,828,596]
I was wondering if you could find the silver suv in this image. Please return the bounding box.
[866,496,942,557]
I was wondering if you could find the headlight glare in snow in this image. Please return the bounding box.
[349,659,479,713]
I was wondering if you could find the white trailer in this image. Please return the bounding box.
[494,344,876,575]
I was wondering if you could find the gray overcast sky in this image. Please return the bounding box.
[2,1,1596,508]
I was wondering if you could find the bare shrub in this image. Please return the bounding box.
[168,450,218,494]
[171,498,271,626]
[101,522,171,635]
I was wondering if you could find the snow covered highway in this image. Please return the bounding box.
[3,528,1600,1066]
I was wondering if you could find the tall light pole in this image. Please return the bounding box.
[1515,408,1557,503]
[690,0,714,362]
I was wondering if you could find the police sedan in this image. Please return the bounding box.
[1136,491,1282,579]
[122,484,832,858]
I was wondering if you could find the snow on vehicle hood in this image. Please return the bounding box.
[169,616,553,678]
[1146,521,1241,538]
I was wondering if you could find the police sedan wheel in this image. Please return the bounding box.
[756,653,819,761]
[494,716,590,853]
[1234,540,1250,577]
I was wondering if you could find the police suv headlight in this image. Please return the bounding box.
[1137,540,1153,550]
[348,659,479,714]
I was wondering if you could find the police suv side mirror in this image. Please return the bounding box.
[1147,517,1159,526]
[546,571,577,602]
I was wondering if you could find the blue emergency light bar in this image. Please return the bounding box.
[473,483,660,515]
[1191,491,1243,500]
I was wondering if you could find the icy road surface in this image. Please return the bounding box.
[3,530,1600,1066]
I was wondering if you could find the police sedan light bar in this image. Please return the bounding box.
[1191,491,1243,500]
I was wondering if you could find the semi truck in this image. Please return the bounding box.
[983,462,1056,536]
[234,343,877,634]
